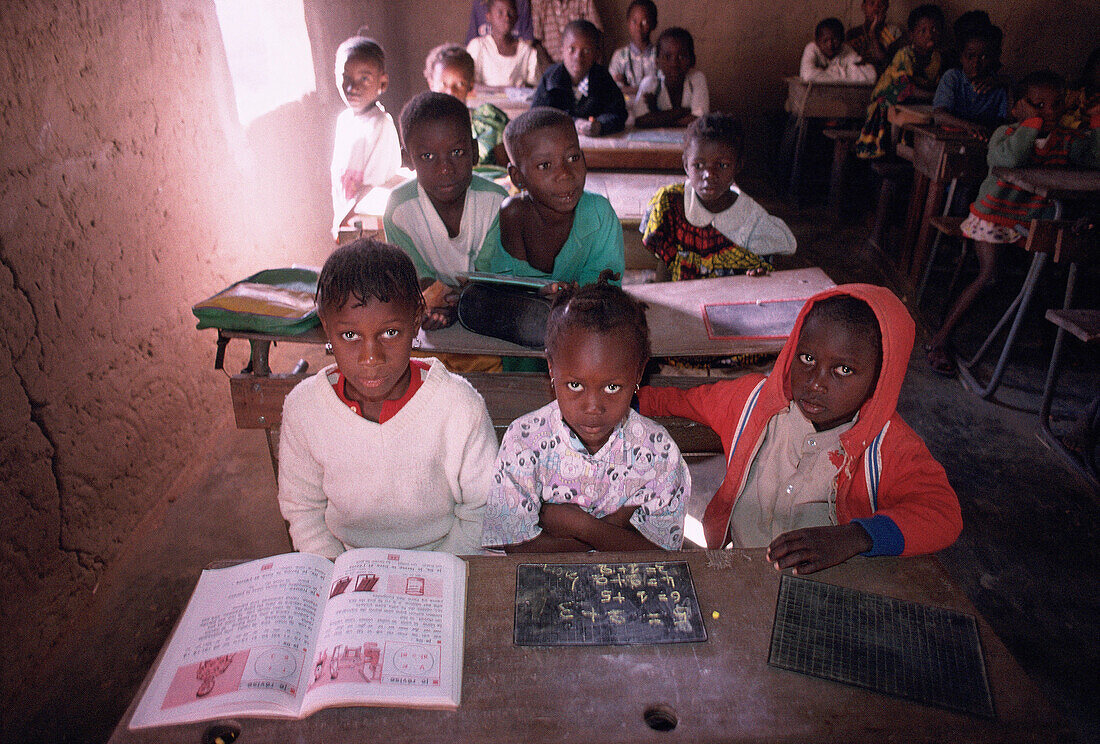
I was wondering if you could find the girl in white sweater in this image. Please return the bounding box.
[278,239,497,558]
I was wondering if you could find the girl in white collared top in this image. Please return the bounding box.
[632,27,709,129]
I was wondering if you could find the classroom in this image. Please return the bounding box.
[1,0,1098,741]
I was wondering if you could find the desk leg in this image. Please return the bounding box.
[901,173,930,273]
[958,252,1048,399]
[248,340,272,377]
[265,426,280,483]
[787,117,808,203]
[914,179,957,301]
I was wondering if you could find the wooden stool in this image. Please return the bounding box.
[1038,308,1100,490]
[865,161,912,257]
[823,128,861,213]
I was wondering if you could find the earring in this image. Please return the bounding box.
[550,377,555,386]
[325,342,333,353]
[634,383,640,393]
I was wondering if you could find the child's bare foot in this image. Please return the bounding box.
[925,344,956,377]
[422,305,457,330]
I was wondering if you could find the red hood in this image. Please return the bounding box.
[766,283,915,458]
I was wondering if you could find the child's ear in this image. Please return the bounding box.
[507,162,524,190]
[378,73,389,95]
[401,147,411,169]
[470,137,479,167]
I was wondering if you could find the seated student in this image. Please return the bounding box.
[482,274,689,552]
[424,43,509,166]
[640,285,963,573]
[330,36,401,239]
[632,27,709,129]
[384,92,508,331]
[1062,46,1100,130]
[855,4,946,160]
[467,0,542,88]
[476,107,625,285]
[609,0,658,95]
[277,239,497,558]
[531,0,602,63]
[846,0,905,76]
[926,71,1100,376]
[800,17,877,83]
[531,20,627,136]
[468,0,534,43]
[932,21,1010,136]
[643,113,795,282]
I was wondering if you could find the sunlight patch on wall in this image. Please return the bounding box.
[214,0,316,126]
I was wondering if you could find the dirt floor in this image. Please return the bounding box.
[9,175,1099,743]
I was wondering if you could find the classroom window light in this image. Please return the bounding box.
[214,0,316,127]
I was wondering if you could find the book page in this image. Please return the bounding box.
[129,551,333,729]
[302,548,466,714]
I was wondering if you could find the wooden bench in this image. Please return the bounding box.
[231,372,726,480]
[822,128,861,213]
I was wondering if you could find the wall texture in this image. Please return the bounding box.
[1,0,1095,731]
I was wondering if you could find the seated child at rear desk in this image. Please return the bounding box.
[531,20,627,136]
[384,92,508,331]
[330,36,401,239]
[424,43,509,167]
[643,113,795,281]
[799,17,876,83]
[640,285,963,573]
[482,275,689,552]
[476,106,624,285]
[278,239,497,558]
[632,26,710,129]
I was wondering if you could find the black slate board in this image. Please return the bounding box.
[702,299,805,340]
[514,562,707,646]
[768,575,995,719]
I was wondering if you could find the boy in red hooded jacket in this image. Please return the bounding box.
[639,284,961,574]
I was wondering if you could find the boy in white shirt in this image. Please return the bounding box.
[800,18,876,83]
[467,0,542,87]
[330,37,401,239]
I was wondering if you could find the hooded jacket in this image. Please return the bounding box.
[639,284,962,555]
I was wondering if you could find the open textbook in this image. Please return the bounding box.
[129,548,466,729]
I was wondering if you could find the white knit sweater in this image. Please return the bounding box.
[277,359,497,558]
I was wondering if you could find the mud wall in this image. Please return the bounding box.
[1,0,1093,729]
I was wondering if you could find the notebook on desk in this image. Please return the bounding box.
[702,298,808,340]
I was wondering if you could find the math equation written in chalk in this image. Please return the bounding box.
[513,562,707,646]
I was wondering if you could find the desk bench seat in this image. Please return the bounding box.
[231,371,726,478]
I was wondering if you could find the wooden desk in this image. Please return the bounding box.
[783,77,874,199]
[585,171,682,225]
[108,549,1067,743]
[580,128,686,171]
[895,124,987,285]
[957,167,1100,399]
[466,85,534,120]
[217,268,835,365]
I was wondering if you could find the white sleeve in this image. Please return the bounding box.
[523,42,541,87]
[745,203,797,257]
[688,70,710,117]
[438,392,498,555]
[277,390,346,559]
[799,42,822,81]
[632,74,659,117]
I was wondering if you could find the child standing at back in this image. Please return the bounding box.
[467,0,542,88]
[640,285,962,573]
[330,37,401,239]
[609,0,658,95]
[278,239,497,558]
[476,107,624,285]
[482,274,689,552]
[531,20,628,136]
[632,27,710,129]
[925,71,1100,375]
[384,92,508,333]
[643,114,795,282]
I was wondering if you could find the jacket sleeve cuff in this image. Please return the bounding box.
[1019,116,1044,129]
[851,515,904,556]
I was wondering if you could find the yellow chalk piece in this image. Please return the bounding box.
[711,611,720,619]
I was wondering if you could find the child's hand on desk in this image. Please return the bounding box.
[575,117,602,137]
[538,280,577,299]
[746,267,770,277]
[421,280,459,330]
[766,524,873,575]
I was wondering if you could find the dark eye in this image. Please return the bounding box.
[451,147,466,158]
[798,352,814,365]
[536,161,551,170]
[604,383,622,394]
[382,328,401,339]
[419,152,435,161]
[835,365,854,377]
[341,331,359,341]
[567,153,582,163]
[566,381,582,392]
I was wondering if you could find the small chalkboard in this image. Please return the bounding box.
[702,298,807,340]
[768,575,995,719]
[513,562,707,646]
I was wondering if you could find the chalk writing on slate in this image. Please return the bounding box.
[513,562,707,646]
[702,298,807,340]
